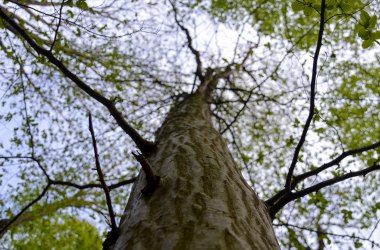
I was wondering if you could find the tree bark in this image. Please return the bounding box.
[112,87,279,249]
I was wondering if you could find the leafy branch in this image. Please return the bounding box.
[0,193,95,238]
[267,135,380,218]
[5,0,145,39]
[0,155,135,237]
[0,183,51,238]
[267,0,380,218]
[0,6,155,155]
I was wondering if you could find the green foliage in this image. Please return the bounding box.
[7,214,102,250]
[355,10,380,48]
[0,0,379,249]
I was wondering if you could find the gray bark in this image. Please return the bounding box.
[112,87,279,249]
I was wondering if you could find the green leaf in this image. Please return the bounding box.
[376,202,380,209]
[362,39,374,49]
[360,10,371,27]
[66,0,73,7]
[115,84,123,91]
[285,135,295,147]
[358,29,370,40]
[76,0,89,10]
[67,10,74,18]
[241,153,250,164]
[291,1,305,12]
[354,241,363,248]
[372,31,380,39]
[367,158,376,166]
[303,6,313,16]
[256,151,264,164]
[368,15,377,29]
[341,209,353,223]
[313,4,321,11]
[315,127,326,134]
[339,2,352,12]
[355,24,365,33]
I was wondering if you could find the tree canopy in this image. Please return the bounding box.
[0,0,379,249]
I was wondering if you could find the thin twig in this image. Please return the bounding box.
[19,65,35,156]
[368,218,380,240]
[6,0,144,39]
[274,222,380,247]
[50,0,65,51]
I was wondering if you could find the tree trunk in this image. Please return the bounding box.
[112,85,280,249]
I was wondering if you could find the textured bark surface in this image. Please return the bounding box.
[112,92,280,249]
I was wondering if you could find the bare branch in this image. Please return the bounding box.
[220,68,259,134]
[270,164,380,217]
[368,218,380,240]
[0,155,136,191]
[88,113,118,233]
[19,66,36,156]
[285,0,326,191]
[169,0,204,81]
[49,0,65,52]
[0,7,155,155]
[51,178,136,190]
[265,189,287,208]
[6,0,144,39]
[0,152,135,238]
[292,140,380,189]
[9,0,62,6]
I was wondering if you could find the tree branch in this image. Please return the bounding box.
[88,113,118,233]
[270,164,380,217]
[292,140,380,189]
[6,0,144,38]
[0,7,155,155]
[0,153,135,238]
[169,0,204,82]
[51,178,136,190]
[49,0,65,52]
[0,183,51,237]
[0,194,94,239]
[132,151,160,194]
[0,155,136,191]
[285,0,326,191]
[9,0,62,6]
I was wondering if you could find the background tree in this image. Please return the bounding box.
[0,0,379,249]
